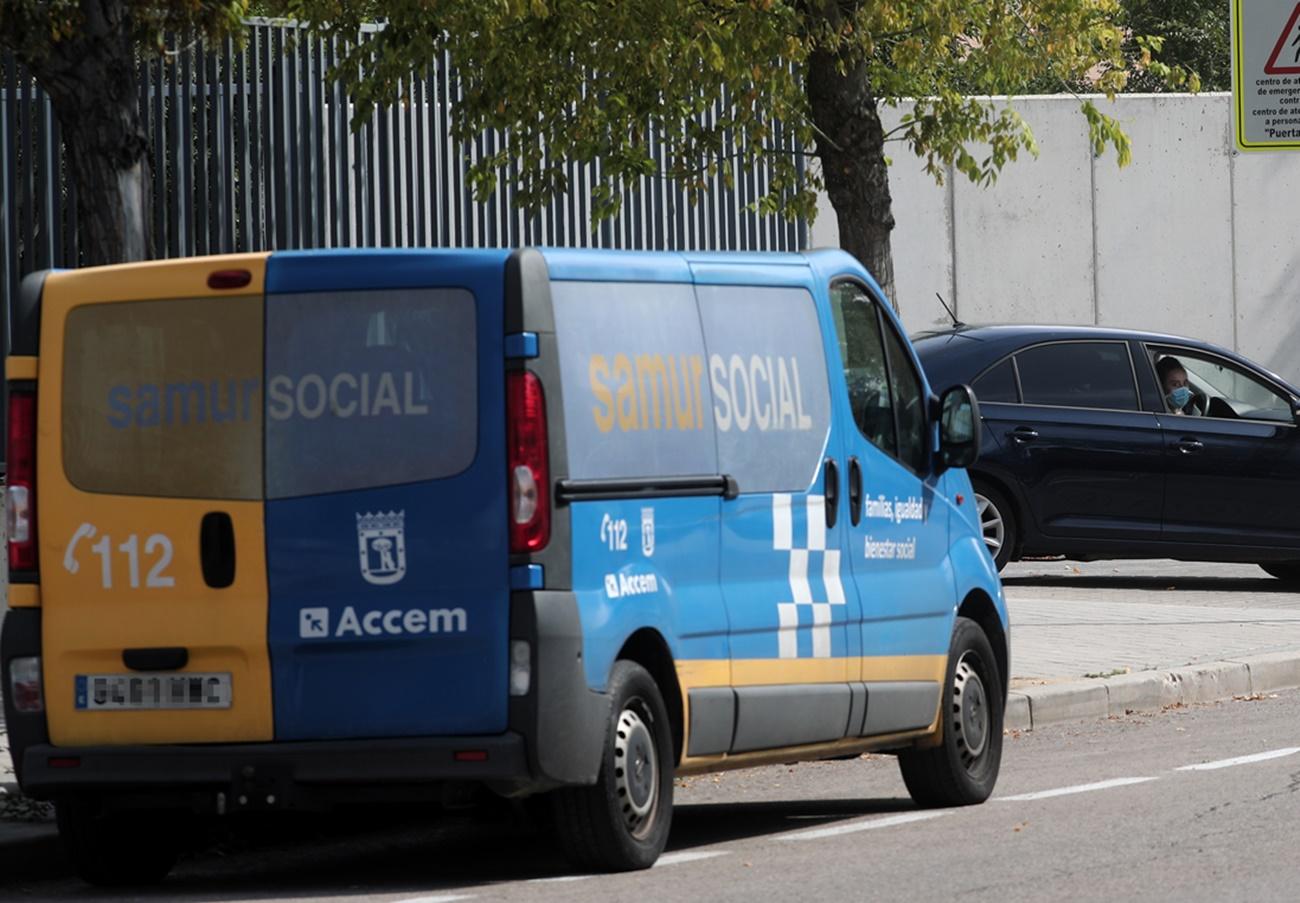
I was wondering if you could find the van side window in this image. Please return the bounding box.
[879,317,930,475]
[696,284,832,493]
[1015,341,1137,411]
[830,284,895,457]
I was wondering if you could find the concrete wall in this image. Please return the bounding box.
[809,93,1300,383]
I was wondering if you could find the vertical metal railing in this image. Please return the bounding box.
[1,19,810,353]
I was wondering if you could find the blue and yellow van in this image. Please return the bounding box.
[2,248,1007,884]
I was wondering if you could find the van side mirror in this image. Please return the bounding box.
[936,385,981,475]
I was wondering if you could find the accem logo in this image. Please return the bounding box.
[604,572,660,599]
[299,605,468,639]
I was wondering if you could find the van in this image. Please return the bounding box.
[2,248,1007,885]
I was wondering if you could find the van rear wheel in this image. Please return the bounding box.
[56,796,183,886]
[550,661,673,871]
[898,616,1003,807]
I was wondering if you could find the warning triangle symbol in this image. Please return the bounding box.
[1265,3,1300,74]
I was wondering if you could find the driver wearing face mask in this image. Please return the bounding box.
[1156,355,1201,416]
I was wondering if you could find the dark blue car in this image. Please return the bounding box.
[914,325,1300,580]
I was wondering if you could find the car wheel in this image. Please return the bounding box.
[972,481,1015,571]
[898,616,1004,807]
[551,661,674,871]
[56,796,182,887]
[1259,562,1300,584]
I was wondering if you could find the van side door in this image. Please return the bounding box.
[825,280,952,736]
[692,269,865,755]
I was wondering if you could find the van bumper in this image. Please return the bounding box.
[18,734,530,806]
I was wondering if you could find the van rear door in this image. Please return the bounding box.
[262,251,510,740]
[39,256,274,747]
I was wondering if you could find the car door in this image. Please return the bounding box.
[989,340,1165,541]
[825,280,952,736]
[1147,344,1300,548]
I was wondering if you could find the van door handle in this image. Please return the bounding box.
[848,456,863,526]
[823,458,840,529]
[1008,427,1039,444]
[200,512,236,589]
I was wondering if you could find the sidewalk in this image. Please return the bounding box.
[3,558,1299,862]
[1002,558,1300,730]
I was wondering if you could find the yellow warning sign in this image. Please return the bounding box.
[1233,0,1300,150]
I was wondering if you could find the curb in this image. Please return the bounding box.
[1006,650,1300,732]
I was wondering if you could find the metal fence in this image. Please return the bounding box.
[1,19,809,332]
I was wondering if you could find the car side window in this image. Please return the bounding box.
[1150,345,1294,422]
[830,282,928,474]
[973,358,1020,404]
[1014,342,1138,411]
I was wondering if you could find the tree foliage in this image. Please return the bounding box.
[1120,0,1228,93]
[288,3,1185,230]
[0,0,249,264]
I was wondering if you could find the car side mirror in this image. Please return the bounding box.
[936,384,981,475]
[1292,401,1300,425]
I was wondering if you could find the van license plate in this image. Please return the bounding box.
[75,673,232,711]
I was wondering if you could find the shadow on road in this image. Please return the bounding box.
[1001,574,1297,595]
[0,795,923,898]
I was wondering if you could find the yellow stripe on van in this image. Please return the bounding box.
[40,253,268,306]
[6,584,41,608]
[6,355,37,380]
[676,654,947,690]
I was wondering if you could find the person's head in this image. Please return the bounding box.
[1156,356,1192,408]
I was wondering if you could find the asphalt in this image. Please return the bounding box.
[3,556,1299,856]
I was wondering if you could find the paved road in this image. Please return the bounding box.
[1002,559,1300,680]
[4,688,1299,901]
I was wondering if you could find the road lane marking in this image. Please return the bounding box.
[777,810,946,841]
[655,850,730,867]
[392,896,476,902]
[998,777,1157,801]
[1176,747,1300,771]
[528,850,729,883]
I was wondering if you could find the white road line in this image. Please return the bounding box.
[998,777,1157,802]
[1176,747,1300,772]
[655,850,730,867]
[529,850,728,884]
[391,896,476,902]
[777,810,946,841]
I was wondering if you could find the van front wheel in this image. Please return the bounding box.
[56,796,182,886]
[898,616,1003,807]
[551,661,674,871]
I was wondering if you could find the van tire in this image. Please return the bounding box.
[898,617,1003,807]
[56,797,182,886]
[550,661,673,871]
[972,481,1014,572]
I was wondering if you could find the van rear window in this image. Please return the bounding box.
[62,297,264,500]
[265,287,477,498]
[61,288,477,500]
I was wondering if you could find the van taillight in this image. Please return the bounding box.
[6,390,37,572]
[507,371,550,553]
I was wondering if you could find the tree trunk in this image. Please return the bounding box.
[22,1,151,266]
[806,48,897,309]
